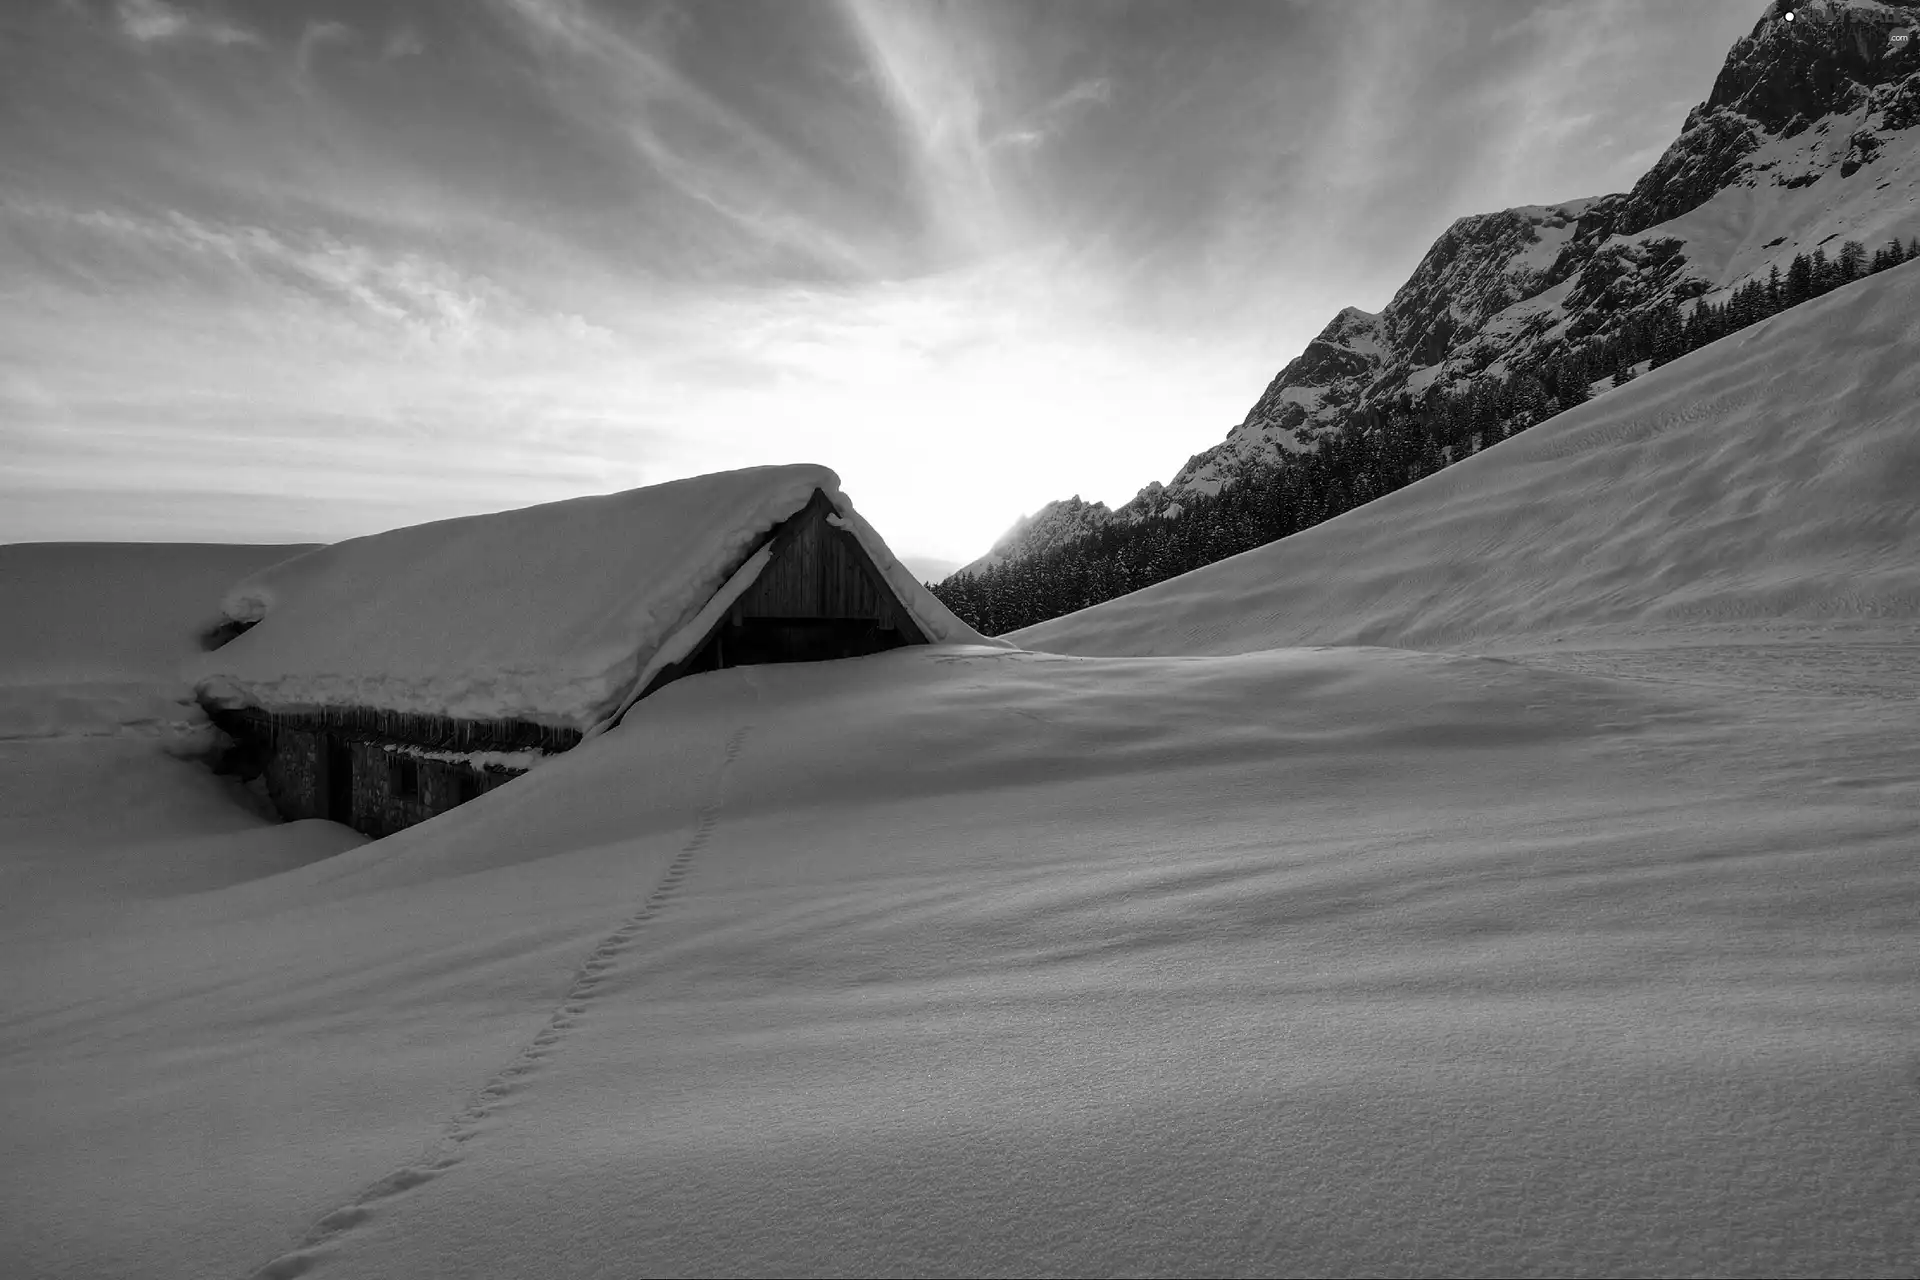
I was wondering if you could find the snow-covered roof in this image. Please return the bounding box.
[195,464,1005,732]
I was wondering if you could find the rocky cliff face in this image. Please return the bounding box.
[959,0,1920,569]
[1187,199,1596,494]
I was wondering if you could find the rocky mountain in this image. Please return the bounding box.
[956,0,1920,574]
[953,493,1117,578]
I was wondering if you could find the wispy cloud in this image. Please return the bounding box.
[383,26,425,61]
[488,0,885,279]
[838,0,1007,253]
[995,77,1111,152]
[18,202,498,347]
[115,0,257,47]
[295,19,354,78]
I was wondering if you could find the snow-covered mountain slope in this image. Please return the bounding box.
[1178,0,1920,499]
[1196,199,1600,491]
[1012,257,1920,659]
[964,0,1920,558]
[0,542,308,740]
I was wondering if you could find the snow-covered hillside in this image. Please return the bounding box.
[7,22,1920,1265]
[1014,258,1920,659]
[9,636,1920,1278]
[5,251,1919,1275]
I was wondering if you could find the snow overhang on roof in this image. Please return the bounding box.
[194,464,1009,733]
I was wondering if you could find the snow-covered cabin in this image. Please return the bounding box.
[197,465,1000,837]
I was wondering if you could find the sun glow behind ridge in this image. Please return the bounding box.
[0,0,1759,565]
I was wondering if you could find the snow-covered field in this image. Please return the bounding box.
[0,543,312,743]
[4,268,1919,1278]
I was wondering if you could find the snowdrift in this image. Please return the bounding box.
[0,542,310,684]
[11,636,1915,1278]
[1013,260,1920,658]
[0,542,309,739]
[195,464,1002,731]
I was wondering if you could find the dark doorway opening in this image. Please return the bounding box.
[325,736,353,824]
[391,755,420,800]
[693,618,908,671]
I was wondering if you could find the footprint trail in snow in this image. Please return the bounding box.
[249,722,754,1279]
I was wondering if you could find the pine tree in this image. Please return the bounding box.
[1504,374,1546,430]
[1839,239,1867,281]
[1648,304,1684,368]
[1786,253,1814,305]
[1811,246,1835,295]
[1558,352,1593,407]
[1611,337,1638,384]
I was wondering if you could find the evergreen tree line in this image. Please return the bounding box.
[930,238,1920,636]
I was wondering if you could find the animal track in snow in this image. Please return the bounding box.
[249,722,753,1279]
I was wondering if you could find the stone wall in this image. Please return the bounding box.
[261,724,328,821]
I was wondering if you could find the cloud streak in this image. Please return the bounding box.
[487,0,893,279]
[10,201,498,346]
[3,0,1764,562]
[115,0,257,46]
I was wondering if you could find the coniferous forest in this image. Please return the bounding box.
[929,238,1919,636]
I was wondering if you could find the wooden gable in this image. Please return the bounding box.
[635,489,929,702]
[732,489,925,632]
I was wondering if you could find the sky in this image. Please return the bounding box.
[0,0,1763,577]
